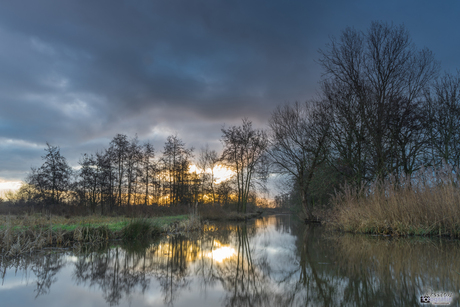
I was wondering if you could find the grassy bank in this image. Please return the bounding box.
[197,203,263,221]
[0,213,200,258]
[330,165,460,238]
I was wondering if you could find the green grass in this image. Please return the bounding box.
[122,218,159,241]
[1,214,189,232]
[0,214,193,257]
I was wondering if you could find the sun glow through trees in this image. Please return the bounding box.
[0,180,23,196]
[188,164,234,184]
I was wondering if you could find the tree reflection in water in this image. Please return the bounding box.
[73,245,150,306]
[1,216,460,306]
[1,252,65,298]
[218,225,269,306]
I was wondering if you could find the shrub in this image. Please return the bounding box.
[122,218,161,241]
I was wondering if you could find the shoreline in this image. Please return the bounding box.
[0,213,199,258]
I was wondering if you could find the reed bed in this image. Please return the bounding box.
[330,164,460,237]
[0,213,194,258]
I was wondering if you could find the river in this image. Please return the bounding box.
[1,215,459,306]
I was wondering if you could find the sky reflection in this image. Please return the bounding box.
[1,215,459,306]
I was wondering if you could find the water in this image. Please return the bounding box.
[1,215,459,306]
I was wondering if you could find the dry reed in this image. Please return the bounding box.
[330,164,460,237]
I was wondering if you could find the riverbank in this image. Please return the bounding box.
[0,213,200,258]
[197,204,263,221]
[329,168,460,238]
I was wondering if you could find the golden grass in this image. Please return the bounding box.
[330,165,460,237]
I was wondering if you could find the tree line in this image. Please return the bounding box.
[16,21,460,218]
[21,121,268,214]
[269,21,460,219]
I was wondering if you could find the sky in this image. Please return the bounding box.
[0,0,459,187]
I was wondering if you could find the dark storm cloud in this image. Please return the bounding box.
[0,0,459,180]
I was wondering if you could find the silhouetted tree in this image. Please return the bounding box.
[125,136,141,206]
[198,145,220,203]
[221,118,268,213]
[108,134,130,206]
[27,143,72,204]
[141,141,156,205]
[319,21,439,182]
[268,102,330,219]
[162,135,194,205]
[78,153,99,213]
[425,71,460,167]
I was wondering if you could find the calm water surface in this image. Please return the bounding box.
[1,215,459,306]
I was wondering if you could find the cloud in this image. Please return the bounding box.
[0,0,459,179]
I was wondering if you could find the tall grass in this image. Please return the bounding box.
[330,164,460,237]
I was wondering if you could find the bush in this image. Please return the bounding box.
[122,218,161,241]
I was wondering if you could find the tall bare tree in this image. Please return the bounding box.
[125,136,141,206]
[319,21,439,181]
[27,143,72,204]
[221,118,268,213]
[108,134,129,206]
[162,135,193,205]
[141,141,156,205]
[78,153,99,212]
[198,145,220,203]
[268,102,330,219]
[425,71,460,167]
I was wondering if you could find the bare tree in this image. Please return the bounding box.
[125,135,141,206]
[96,150,114,214]
[141,141,156,205]
[425,71,460,167]
[162,135,194,205]
[27,143,72,204]
[221,118,268,213]
[108,134,129,206]
[319,21,439,181]
[268,102,329,220]
[198,145,220,203]
[78,153,99,212]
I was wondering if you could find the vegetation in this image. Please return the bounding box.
[267,21,460,231]
[330,165,460,237]
[268,102,330,220]
[2,21,460,238]
[10,118,268,216]
[0,213,195,258]
[197,145,220,204]
[221,118,269,213]
[197,203,263,221]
